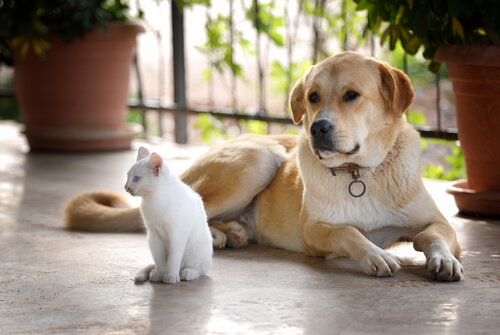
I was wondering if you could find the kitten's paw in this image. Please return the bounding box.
[210,227,227,249]
[163,273,180,284]
[150,269,165,282]
[180,268,200,281]
[225,221,248,249]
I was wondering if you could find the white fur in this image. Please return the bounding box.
[426,243,464,281]
[125,149,213,284]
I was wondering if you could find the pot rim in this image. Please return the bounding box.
[435,44,500,68]
[100,21,146,36]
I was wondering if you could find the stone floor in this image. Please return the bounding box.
[1,121,500,334]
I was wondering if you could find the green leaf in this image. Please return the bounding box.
[380,25,391,46]
[18,42,30,61]
[398,26,420,55]
[368,5,382,30]
[32,37,51,58]
[194,113,229,145]
[239,119,268,135]
[32,19,49,35]
[428,61,441,74]
[420,138,428,151]
[451,16,465,40]
[201,68,212,83]
[395,5,405,24]
[389,24,398,50]
[406,36,421,55]
[406,111,426,125]
[232,63,243,78]
[268,31,284,46]
[355,0,370,11]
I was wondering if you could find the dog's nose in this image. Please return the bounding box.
[310,119,333,138]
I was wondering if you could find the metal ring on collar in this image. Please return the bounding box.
[348,179,366,198]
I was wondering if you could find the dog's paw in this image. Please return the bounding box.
[210,227,227,249]
[427,249,464,281]
[360,249,401,277]
[225,221,248,249]
[180,268,200,281]
[163,273,180,284]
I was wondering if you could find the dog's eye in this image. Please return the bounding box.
[308,92,320,103]
[343,90,360,102]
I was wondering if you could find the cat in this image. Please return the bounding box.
[125,147,213,284]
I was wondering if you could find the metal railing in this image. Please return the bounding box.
[129,1,458,142]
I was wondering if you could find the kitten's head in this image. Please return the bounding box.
[124,147,164,197]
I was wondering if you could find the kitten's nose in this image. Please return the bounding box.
[125,186,132,194]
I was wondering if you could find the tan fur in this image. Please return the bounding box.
[64,192,142,232]
[209,221,248,249]
[257,147,303,252]
[179,134,294,219]
[64,52,463,281]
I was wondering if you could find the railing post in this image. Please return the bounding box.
[171,0,187,144]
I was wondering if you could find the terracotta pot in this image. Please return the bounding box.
[447,180,500,218]
[435,45,500,192]
[435,45,500,217]
[14,22,145,151]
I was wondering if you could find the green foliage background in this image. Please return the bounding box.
[0,0,466,180]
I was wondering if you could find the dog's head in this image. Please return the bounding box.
[290,51,414,167]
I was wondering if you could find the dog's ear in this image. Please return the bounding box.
[378,62,415,118]
[290,77,306,124]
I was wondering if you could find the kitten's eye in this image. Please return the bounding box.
[133,176,141,182]
[343,90,360,102]
[308,92,320,103]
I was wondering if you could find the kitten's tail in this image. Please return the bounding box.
[64,192,143,232]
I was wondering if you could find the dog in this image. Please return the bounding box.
[65,51,463,281]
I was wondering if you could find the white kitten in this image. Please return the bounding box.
[125,147,213,284]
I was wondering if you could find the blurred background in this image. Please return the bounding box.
[0,0,465,181]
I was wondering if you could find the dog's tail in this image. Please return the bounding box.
[64,192,143,232]
[134,264,155,282]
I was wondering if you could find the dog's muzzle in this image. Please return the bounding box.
[310,119,360,159]
[310,119,335,156]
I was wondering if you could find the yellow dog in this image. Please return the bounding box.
[66,52,463,281]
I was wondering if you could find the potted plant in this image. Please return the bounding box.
[0,0,145,151]
[355,0,500,217]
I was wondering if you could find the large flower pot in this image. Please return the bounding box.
[435,44,500,217]
[14,22,145,151]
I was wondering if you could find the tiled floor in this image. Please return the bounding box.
[1,121,500,334]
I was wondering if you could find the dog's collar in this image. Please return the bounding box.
[329,163,367,198]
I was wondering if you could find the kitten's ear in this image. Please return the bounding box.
[137,147,151,161]
[146,153,163,176]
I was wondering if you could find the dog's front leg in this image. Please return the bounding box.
[209,221,248,249]
[301,220,401,277]
[413,219,464,281]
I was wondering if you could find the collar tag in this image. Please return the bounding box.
[329,163,366,198]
